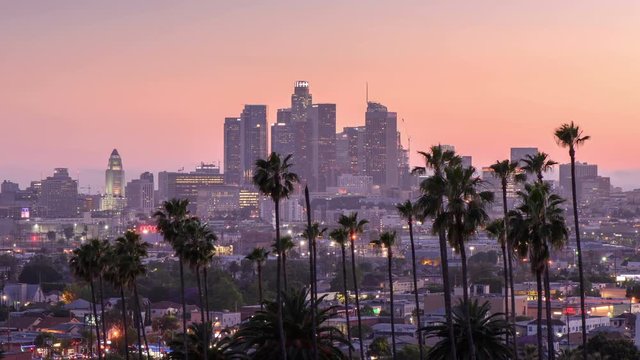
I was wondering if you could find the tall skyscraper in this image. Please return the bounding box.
[224,117,242,184]
[240,105,267,182]
[365,102,398,188]
[102,149,126,211]
[39,168,78,218]
[271,109,295,157]
[343,126,367,175]
[559,162,601,202]
[308,103,337,191]
[126,172,155,214]
[290,81,312,180]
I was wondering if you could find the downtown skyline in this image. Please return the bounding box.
[2,1,640,190]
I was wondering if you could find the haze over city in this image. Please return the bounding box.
[2,1,640,191]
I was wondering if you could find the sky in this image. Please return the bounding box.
[1,1,639,191]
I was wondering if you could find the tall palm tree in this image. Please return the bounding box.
[273,236,295,290]
[413,145,461,360]
[329,228,353,360]
[432,165,494,360]
[246,247,270,308]
[232,288,351,359]
[96,240,110,350]
[338,212,368,360]
[199,224,217,325]
[69,239,103,360]
[370,231,398,359]
[489,158,525,358]
[423,299,514,360]
[113,231,151,360]
[396,199,424,360]
[253,152,299,360]
[485,217,509,319]
[155,198,191,360]
[512,182,568,360]
[303,185,318,360]
[554,122,590,358]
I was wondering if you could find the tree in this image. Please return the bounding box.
[253,152,299,360]
[396,199,425,360]
[330,228,353,360]
[397,344,424,360]
[429,165,494,360]
[371,231,398,359]
[413,145,461,360]
[489,158,525,359]
[555,121,590,358]
[232,288,350,359]
[302,220,326,360]
[272,236,295,290]
[368,337,391,359]
[562,334,640,360]
[18,263,62,284]
[69,239,104,360]
[246,247,270,307]
[338,212,368,360]
[155,198,191,360]
[423,299,513,360]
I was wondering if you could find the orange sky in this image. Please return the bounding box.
[1,1,639,190]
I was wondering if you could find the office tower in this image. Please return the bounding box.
[290,81,313,180]
[39,168,78,218]
[398,133,411,190]
[510,147,538,166]
[335,132,350,175]
[126,172,155,214]
[461,156,473,168]
[343,126,367,175]
[224,117,242,184]
[365,102,398,188]
[308,103,337,191]
[271,109,295,168]
[158,164,225,213]
[559,162,603,202]
[240,105,268,182]
[102,149,126,211]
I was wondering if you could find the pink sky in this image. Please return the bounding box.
[1,1,639,190]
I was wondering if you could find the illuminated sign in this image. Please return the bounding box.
[20,208,29,219]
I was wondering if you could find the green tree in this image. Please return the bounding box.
[562,334,640,360]
[555,121,590,358]
[413,145,462,360]
[253,152,299,360]
[338,212,368,360]
[245,247,269,307]
[369,337,391,359]
[423,300,513,360]
[371,231,398,359]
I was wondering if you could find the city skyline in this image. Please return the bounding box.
[2,1,640,190]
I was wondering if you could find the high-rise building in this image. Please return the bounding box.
[102,149,126,211]
[240,105,268,182]
[126,172,155,214]
[271,117,295,157]
[365,102,398,188]
[39,168,78,218]
[342,126,367,176]
[224,117,242,184]
[158,164,225,213]
[510,147,538,166]
[308,103,337,191]
[559,162,600,202]
[290,81,313,180]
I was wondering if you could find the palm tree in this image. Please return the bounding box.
[155,198,191,360]
[423,299,514,360]
[555,122,590,357]
[329,228,353,360]
[273,236,295,290]
[338,212,368,360]
[253,152,299,360]
[413,145,461,360]
[432,165,494,360]
[396,199,425,360]
[69,239,103,360]
[113,231,150,360]
[302,185,318,360]
[96,239,110,350]
[168,323,244,360]
[371,231,398,359]
[246,247,270,307]
[199,224,217,325]
[489,158,525,358]
[232,287,351,359]
[512,182,568,360]
[521,152,558,184]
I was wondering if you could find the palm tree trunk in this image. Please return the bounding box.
[257,263,264,308]
[196,266,208,360]
[134,283,151,360]
[544,265,555,360]
[458,237,476,360]
[570,150,588,360]
[283,252,288,290]
[501,243,510,342]
[388,248,397,359]
[274,198,287,360]
[502,181,519,359]
[341,245,353,360]
[438,227,457,360]
[203,267,210,324]
[407,219,424,360]
[120,288,130,360]
[536,272,543,360]
[133,289,143,360]
[304,186,318,360]
[178,258,189,360]
[90,280,102,360]
[99,277,108,352]
[349,239,365,360]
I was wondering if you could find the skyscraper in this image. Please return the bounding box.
[308,103,337,191]
[271,109,295,157]
[224,117,242,184]
[342,126,367,175]
[105,149,125,197]
[39,168,78,218]
[126,172,155,214]
[365,102,398,188]
[240,105,267,182]
[290,81,312,181]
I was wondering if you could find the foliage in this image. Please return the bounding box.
[468,251,499,265]
[559,334,640,360]
[397,344,425,360]
[368,336,391,358]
